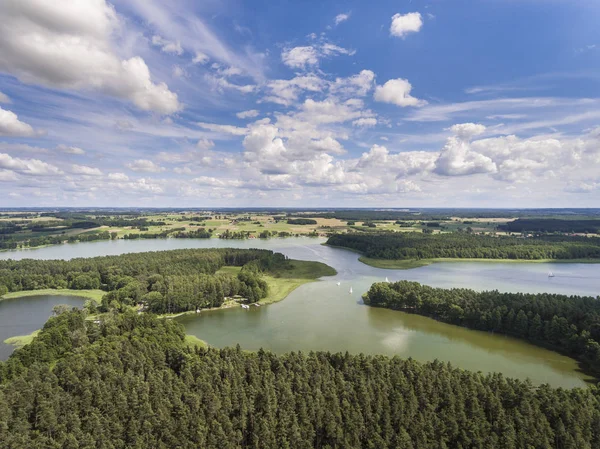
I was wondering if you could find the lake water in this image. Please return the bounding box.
[0,295,86,360]
[1,237,599,387]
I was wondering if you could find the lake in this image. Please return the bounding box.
[1,237,599,387]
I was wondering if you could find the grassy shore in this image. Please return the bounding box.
[1,288,104,303]
[359,256,600,270]
[4,330,40,348]
[260,259,336,305]
[184,334,208,349]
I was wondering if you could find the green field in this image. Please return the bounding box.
[4,330,40,348]
[1,288,104,303]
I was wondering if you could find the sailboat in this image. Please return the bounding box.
[349,287,353,294]
[385,277,389,283]
[336,282,341,286]
[548,271,555,278]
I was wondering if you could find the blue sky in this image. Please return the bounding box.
[0,0,599,207]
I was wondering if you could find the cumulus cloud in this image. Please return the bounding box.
[237,110,260,119]
[108,172,129,181]
[281,46,319,69]
[335,13,350,25]
[263,75,327,106]
[70,164,102,176]
[374,78,427,107]
[192,52,210,64]
[0,0,181,114]
[196,139,215,150]
[331,70,375,97]
[56,144,85,155]
[434,124,497,176]
[126,159,165,173]
[353,118,377,127]
[0,153,62,176]
[390,12,423,38]
[0,107,36,137]
[151,35,183,55]
[281,44,355,70]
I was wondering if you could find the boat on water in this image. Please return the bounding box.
[254,303,260,307]
[548,271,555,278]
[349,287,353,294]
[241,304,250,309]
[336,282,341,286]
[385,277,389,283]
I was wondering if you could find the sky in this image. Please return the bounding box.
[0,0,599,208]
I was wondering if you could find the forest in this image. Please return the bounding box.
[0,249,285,313]
[499,219,600,234]
[364,281,600,375]
[287,218,318,225]
[327,232,600,260]
[1,309,599,448]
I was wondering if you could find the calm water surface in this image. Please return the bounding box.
[1,237,599,387]
[0,295,86,359]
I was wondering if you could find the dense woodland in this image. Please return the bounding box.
[327,232,600,260]
[1,310,599,448]
[499,219,600,234]
[364,281,600,375]
[287,218,318,225]
[0,249,285,313]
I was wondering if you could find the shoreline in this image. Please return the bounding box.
[358,256,600,270]
[0,288,104,303]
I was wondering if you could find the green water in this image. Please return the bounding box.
[1,237,599,387]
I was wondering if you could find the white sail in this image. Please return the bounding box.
[548,271,555,278]
[385,277,389,283]
[349,287,353,294]
[336,282,341,286]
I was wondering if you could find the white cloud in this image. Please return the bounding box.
[263,75,327,106]
[434,124,498,176]
[108,172,129,181]
[331,70,375,97]
[0,106,36,137]
[390,12,423,38]
[281,46,319,69]
[334,13,350,25]
[197,122,248,136]
[70,164,102,176]
[56,144,85,155]
[237,110,260,119]
[449,123,486,140]
[374,78,427,107]
[0,0,181,114]
[172,65,186,78]
[0,91,9,103]
[126,159,165,173]
[151,35,183,55]
[205,74,256,94]
[0,169,18,182]
[0,153,62,176]
[353,118,378,128]
[196,139,215,150]
[281,44,355,70]
[192,52,210,64]
[320,43,355,57]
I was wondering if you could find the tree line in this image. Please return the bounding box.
[1,309,599,448]
[0,248,287,313]
[364,280,600,375]
[499,218,600,234]
[327,232,600,260]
